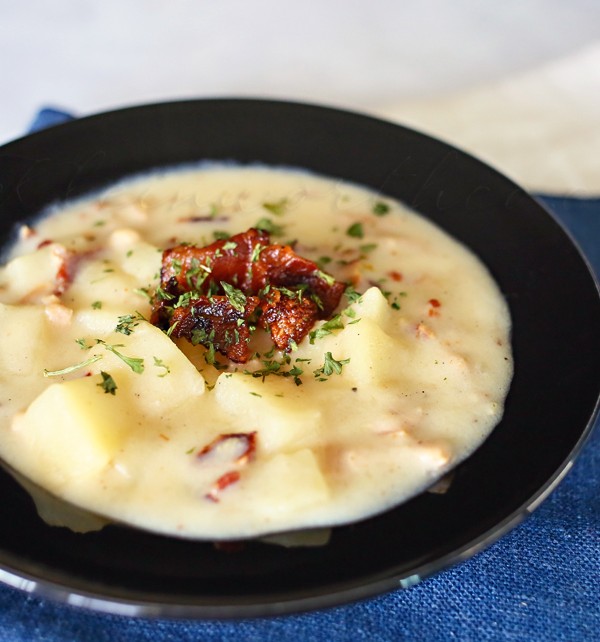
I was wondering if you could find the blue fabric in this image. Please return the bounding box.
[27,107,75,133]
[0,109,598,641]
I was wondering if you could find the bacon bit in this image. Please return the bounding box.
[177,215,229,223]
[427,298,441,317]
[388,270,403,282]
[205,470,240,502]
[152,228,345,361]
[416,322,435,339]
[52,248,80,296]
[196,432,257,465]
[19,225,36,240]
[258,288,319,351]
[169,295,260,363]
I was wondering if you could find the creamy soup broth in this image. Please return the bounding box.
[0,165,513,539]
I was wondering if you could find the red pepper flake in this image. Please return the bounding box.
[427,298,441,317]
[37,239,53,249]
[206,470,240,502]
[388,270,403,282]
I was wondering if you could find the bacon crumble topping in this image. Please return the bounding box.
[151,228,345,362]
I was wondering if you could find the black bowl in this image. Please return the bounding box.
[0,99,598,618]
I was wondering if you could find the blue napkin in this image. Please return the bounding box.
[0,109,598,642]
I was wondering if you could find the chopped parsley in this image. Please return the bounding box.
[255,217,285,236]
[213,230,230,241]
[221,281,247,313]
[75,338,92,350]
[309,314,344,343]
[97,371,117,395]
[91,301,102,310]
[43,354,103,377]
[346,222,364,239]
[115,313,143,335]
[153,356,171,377]
[97,340,144,374]
[315,269,335,286]
[133,286,152,301]
[372,201,390,216]
[262,198,288,216]
[344,285,363,304]
[359,243,378,254]
[156,286,176,301]
[313,352,350,378]
[250,243,265,263]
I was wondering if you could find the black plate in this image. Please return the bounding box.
[0,99,598,618]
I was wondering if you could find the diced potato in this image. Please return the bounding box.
[214,373,321,452]
[73,308,128,336]
[64,261,139,310]
[115,238,162,285]
[14,377,132,478]
[87,321,206,415]
[0,245,61,303]
[339,318,405,386]
[244,449,329,514]
[298,287,408,386]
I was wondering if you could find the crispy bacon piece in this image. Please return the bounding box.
[152,228,345,360]
[258,288,319,351]
[197,432,257,502]
[157,228,344,317]
[254,245,345,318]
[169,295,259,363]
[53,248,79,296]
[196,432,257,465]
[160,228,270,297]
[206,471,241,502]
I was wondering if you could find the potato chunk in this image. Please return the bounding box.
[0,245,62,303]
[244,449,329,514]
[14,377,131,479]
[214,373,321,453]
[87,321,206,416]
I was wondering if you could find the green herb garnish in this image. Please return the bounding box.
[346,222,364,239]
[44,354,103,377]
[309,314,344,343]
[373,201,390,216]
[221,281,247,313]
[153,356,171,377]
[255,217,285,236]
[97,371,117,395]
[97,340,144,374]
[313,352,350,378]
[262,198,288,216]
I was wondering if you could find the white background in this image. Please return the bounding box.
[2,0,600,144]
